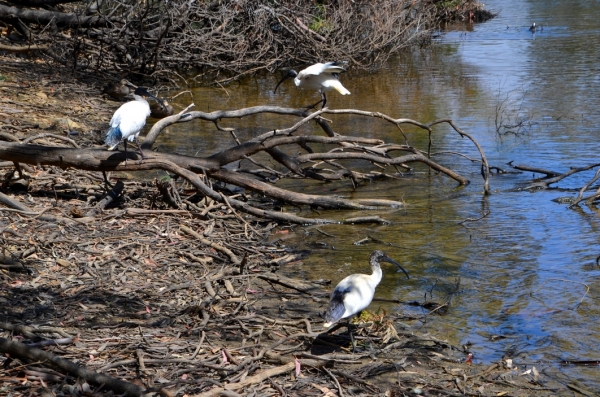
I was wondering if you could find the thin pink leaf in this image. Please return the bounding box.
[295,356,301,376]
[222,350,228,364]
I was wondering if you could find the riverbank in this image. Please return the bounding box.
[0,57,584,396]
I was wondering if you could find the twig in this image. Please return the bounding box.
[194,362,294,397]
[530,278,589,310]
[180,225,241,264]
[323,367,344,397]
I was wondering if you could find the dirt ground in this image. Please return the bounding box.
[0,57,585,396]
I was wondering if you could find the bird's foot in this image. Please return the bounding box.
[304,99,324,110]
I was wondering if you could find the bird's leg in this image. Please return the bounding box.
[347,321,357,353]
[303,98,324,110]
[135,136,146,160]
[324,322,345,335]
[321,92,327,109]
[102,171,114,191]
[123,140,128,164]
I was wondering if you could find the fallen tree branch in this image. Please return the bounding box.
[0,103,488,223]
[0,337,143,397]
[195,362,295,397]
[0,4,109,27]
[0,43,48,52]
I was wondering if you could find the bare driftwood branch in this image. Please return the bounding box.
[0,43,48,52]
[0,337,143,397]
[0,4,108,27]
[5,0,81,6]
[521,163,600,191]
[0,103,488,223]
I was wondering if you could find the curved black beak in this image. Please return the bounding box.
[147,92,165,108]
[382,255,409,280]
[273,70,297,94]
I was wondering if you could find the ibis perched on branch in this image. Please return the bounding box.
[324,250,409,329]
[274,61,350,109]
[105,87,164,162]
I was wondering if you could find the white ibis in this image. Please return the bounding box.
[104,87,163,162]
[324,250,409,329]
[274,61,350,109]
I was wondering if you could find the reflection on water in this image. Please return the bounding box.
[155,0,600,388]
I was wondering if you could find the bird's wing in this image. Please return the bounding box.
[109,106,124,128]
[321,79,350,95]
[112,101,150,140]
[105,126,122,149]
[321,61,347,74]
[324,286,351,325]
[301,62,346,77]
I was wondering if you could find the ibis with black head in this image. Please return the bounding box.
[274,61,350,109]
[324,250,409,328]
[105,87,164,162]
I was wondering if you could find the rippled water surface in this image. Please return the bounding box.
[157,0,600,388]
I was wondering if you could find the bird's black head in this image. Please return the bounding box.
[134,87,165,107]
[134,87,151,97]
[370,250,409,280]
[273,69,298,94]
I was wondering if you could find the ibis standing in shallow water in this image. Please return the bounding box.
[274,61,350,109]
[324,250,409,329]
[105,87,164,162]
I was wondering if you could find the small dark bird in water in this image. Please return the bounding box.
[529,23,543,33]
[150,99,174,118]
[102,79,136,99]
[105,87,164,162]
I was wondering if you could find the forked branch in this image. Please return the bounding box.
[0,105,489,224]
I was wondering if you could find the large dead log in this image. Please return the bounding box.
[0,4,109,27]
[0,143,400,224]
[5,0,81,6]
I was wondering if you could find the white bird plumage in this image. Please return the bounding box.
[274,61,350,108]
[105,87,163,161]
[323,250,409,328]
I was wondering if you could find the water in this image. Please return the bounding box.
[156,0,600,388]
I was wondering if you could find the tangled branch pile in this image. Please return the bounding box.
[0,103,490,224]
[0,0,489,81]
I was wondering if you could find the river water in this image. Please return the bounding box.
[158,0,600,389]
